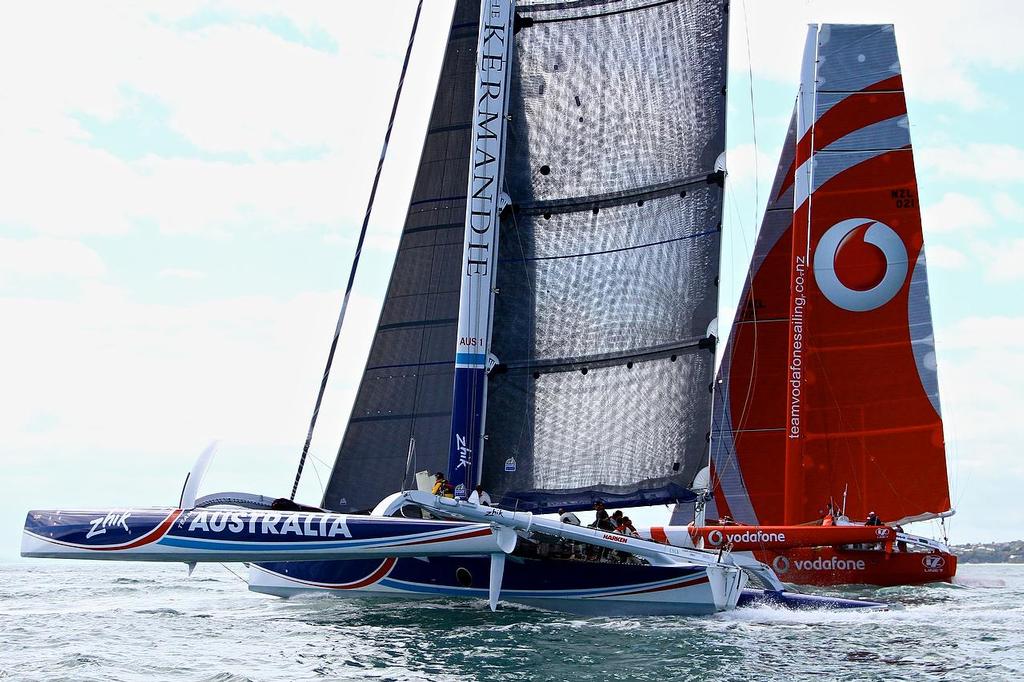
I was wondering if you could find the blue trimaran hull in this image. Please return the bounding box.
[249,557,883,612]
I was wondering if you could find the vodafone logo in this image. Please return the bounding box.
[707,530,724,547]
[771,555,790,574]
[814,218,908,312]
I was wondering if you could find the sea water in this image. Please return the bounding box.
[1,561,1021,681]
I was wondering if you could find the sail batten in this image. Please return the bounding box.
[514,171,724,216]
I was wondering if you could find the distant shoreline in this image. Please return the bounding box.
[953,541,1024,563]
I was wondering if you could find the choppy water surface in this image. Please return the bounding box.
[0,561,1020,681]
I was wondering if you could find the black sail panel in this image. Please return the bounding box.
[322,1,479,512]
[482,0,729,512]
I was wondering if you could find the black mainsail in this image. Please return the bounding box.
[325,0,728,514]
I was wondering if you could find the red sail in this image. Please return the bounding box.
[710,25,950,526]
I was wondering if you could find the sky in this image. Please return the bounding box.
[2,0,1022,559]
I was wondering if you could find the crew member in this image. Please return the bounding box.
[468,484,491,506]
[865,511,883,526]
[590,501,616,532]
[558,508,581,525]
[617,516,639,537]
[432,472,454,498]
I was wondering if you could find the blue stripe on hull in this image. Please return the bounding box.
[250,557,884,612]
[253,556,708,601]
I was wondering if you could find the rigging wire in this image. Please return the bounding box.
[504,177,538,458]
[289,0,425,501]
[709,0,762,505]
[219,563,248,583]
[742,0,760,229]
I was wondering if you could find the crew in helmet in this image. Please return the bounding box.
[865,511,883,526]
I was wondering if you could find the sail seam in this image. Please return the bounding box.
[515,171,723,216]
[427,123,472,135]
[818,89,903,94]
[497,339,709,374]
[733,317,789,325]
[409,195,465,207]
[402,222,463,235]
[501,227,718,262]
[815,147,911,154]
[366,360,451,371]
[349,412,451,424]
[520,0,630,12]
[377,318,457,331]
[521,0,681,24]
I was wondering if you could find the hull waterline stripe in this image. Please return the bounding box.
[250,559,398,590]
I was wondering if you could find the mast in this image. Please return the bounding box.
[446,0,516,499]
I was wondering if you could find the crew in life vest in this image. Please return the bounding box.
[822,500,837,526]
[432,472,454,498]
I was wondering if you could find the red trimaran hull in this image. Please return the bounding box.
[751,546,956,587]
[698,24,956,587]
[646,525,956,586]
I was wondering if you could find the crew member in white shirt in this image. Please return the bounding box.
[468,485,492,506]
[558,508,581,525]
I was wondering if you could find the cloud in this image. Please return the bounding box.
[724,143,779,194]
[0,2,453,241]
[922,192,992,235]
[940,315,1024,350]
[994,192,1024,222]
[973,238,1024,282]
[918,144,1024,184]
[159,268,206,280]
[925,244,968,270]
[0,237,106,284]
[0,283,381,467]
[933,316,1024,541]
[732,1,1024,109]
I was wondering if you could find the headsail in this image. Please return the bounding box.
[323,1,480,512]
[480,0,730,512]
[708,24,950,526]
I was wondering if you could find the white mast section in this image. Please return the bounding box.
[446,0,516,498]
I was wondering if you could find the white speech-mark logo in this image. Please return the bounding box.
[814,218,908,312]
[771,555,790,574]
[707,529,724,547]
